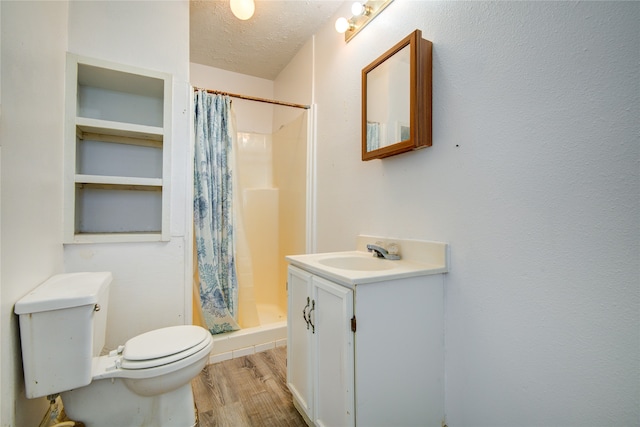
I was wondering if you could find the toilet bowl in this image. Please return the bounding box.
[62,325,213,426]
[14,272,213,427]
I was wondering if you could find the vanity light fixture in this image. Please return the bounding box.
[335,17,355,34]
[230,0,255,20]
[351,2,370,17]
[335,0,394,42]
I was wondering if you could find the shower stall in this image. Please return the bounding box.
[193,93,310,362]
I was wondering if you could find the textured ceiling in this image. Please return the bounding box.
[190,0,344,80]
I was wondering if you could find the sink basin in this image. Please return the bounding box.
[318,256,396,271]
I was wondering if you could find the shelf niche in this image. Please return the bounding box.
[64,54,172,244]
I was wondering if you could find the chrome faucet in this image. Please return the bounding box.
[366,244,400,260]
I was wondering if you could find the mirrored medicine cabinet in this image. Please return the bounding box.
[362,29,432,161]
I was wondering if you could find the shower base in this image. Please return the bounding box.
[207,304,287,364]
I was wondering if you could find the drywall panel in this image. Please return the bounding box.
[311,1,639,425]
[191,62,275,134]
[0,2,68,425]
[64,1,191,347]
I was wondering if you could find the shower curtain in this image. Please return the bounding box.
[193,90,241,334]
[367,121,381,151]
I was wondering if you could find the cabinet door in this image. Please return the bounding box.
[312,275,355,427]
[287,266,314,421]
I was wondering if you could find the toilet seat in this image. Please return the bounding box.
[92,325,213,381]
[121,325,209,369]
[121,334,210,369]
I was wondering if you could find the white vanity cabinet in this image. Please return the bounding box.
[287,265,355,427]
[63,53,172,243]
[287,246,446,427]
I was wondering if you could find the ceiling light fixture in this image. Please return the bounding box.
[230,0,255,20]
[335,0,394,43]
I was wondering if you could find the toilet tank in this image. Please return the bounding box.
[14,272,112,398]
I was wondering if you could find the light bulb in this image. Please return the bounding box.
[351,2,365,16]
[230,0,255,20]
[335,17,351,34]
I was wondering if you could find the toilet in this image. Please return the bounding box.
[14,272,213,427]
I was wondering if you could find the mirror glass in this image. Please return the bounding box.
[365,44,410,152]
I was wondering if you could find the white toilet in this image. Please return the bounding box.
[14,272,213,427]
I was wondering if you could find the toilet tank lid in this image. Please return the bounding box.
[14,272,112,315]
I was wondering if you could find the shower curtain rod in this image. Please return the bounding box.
[195,87,310,110]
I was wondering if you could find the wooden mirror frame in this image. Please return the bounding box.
[361,29,432,161]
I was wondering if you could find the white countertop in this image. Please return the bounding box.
[286,250,448,287]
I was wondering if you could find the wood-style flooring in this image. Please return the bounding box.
[192,346,306,427]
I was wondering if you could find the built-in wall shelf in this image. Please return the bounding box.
[64,53,172,244]
[75,175,163,187]
[76,117,164,143]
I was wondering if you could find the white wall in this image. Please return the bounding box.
[63,1,191,348]
[0,2,68,425]
[191,62,275,134]
[1,5,3,424]
[0,2,190,425]
[309,1,639,426]
[274,37,314,130]
[191,51,315,134]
